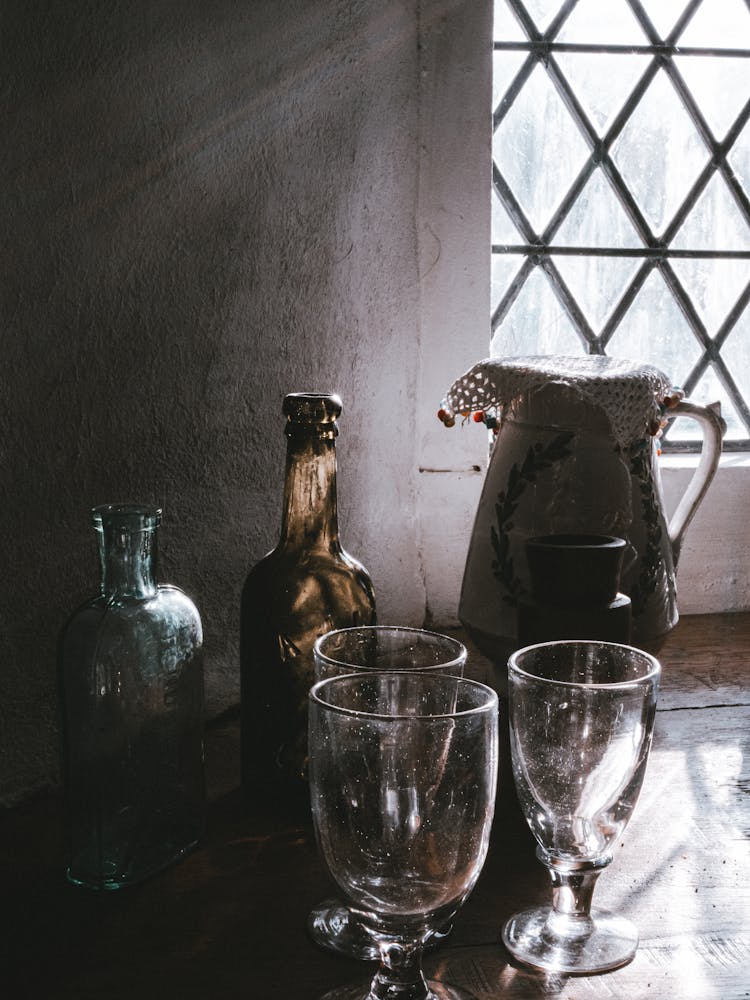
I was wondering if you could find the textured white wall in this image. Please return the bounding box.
[661,455,750,614]
[1,0,450,805]
[3,1,744,807]
[416,1,492,625]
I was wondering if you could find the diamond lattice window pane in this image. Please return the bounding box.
[720,303,750,437]
[678,0,750,48]
[638,0,691,40]
[555,254,641,332]
[555,53,651,137]
[670,172,750,332]
[491,256,523,315]
[674,56,750,142]
[492,186,522,245]
[671,173,750,252]
[728,117,750,201]
[491,267,583,355]
[493,0,526,41]
[557,0,647,44]
[668,366,746,441]
[551,168,643,248]
[491,0,750,448]
[671,257,750,334]
[610,69,710,235]
[493,50,528,110]
[493,65,590,233]
[606,269,703,379]
[521,0,565,33]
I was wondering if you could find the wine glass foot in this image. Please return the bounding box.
[501,904,639,975]
[308,899,453,961]
[321,981,476,1000]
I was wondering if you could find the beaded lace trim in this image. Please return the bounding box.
[445,355,674,448]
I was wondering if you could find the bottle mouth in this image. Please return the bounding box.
[91,504,162,531]
[283,393,342,424]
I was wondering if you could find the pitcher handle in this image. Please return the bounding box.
[665,399,726,565]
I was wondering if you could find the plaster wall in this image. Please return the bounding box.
[6,0,741,810]
[1,0,450,805]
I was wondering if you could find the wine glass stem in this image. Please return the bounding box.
[544,860,607,939]
[369,940,430,1000]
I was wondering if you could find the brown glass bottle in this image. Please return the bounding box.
[240,393,376,812]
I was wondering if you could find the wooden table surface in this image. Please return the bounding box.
[2,613,749,999]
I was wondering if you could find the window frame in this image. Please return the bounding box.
[416,0,750,625]
[491,0,750,451]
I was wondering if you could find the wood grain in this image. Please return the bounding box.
[1,613,748,999]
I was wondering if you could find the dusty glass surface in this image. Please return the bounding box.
[557,0,646,44]
[239,393,376,814]
[493,65,591,232]
[58,505,205,890]
[491,0,750,449]
[491,268,583,357]
[502,640,660,974]
[610,70,709,234]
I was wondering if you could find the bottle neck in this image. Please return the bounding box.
[94,505,160,600]
[278,429,340,551]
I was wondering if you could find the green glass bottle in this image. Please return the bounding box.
[240,394,376,812]
[58,505,205,889]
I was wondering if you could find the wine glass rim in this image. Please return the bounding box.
[313,625,468,674]
[508,639,661,688]
[309,671,498,720]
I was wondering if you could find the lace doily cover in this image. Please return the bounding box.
[445,355,673,448]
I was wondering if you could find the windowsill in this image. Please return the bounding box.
[660,451,750,469]
[656,452,750,614]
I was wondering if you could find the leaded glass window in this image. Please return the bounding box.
[492,0,750,449]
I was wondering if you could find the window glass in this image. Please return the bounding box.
[609,70,709,235]
[492,0,750,449]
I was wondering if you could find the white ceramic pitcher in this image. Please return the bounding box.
[445,356,725,661]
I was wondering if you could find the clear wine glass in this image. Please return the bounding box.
[308,626,467,960]
[501,640,661,974]
[309,671,498,1000]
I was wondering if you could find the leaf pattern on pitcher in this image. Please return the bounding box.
[491,432,575,606]
[625,441,665,615]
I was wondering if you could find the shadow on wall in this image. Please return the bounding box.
[0,0,423,805]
